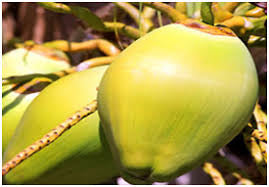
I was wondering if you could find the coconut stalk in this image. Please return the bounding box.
[2,100,98,176]
[202,162,226,185]
[37,2,141,39]
[3,56,115,85]
[114,2,153,33]
[43,39,120,56]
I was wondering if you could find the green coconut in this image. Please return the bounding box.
[97,22,258,184]
[3,65,118,184]
[2,46,70,153]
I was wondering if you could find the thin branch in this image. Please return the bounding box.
[221,16,267,37]
[222,2,240,13]
[2,100,98,176]
[175,2,187,15]
[43,39,120,56]
[38,2,140,39]
[114,2,153,33]
[211,2,233,23]
[37,2,71,13]
[203,162,226,185]
[3,56,115,85]
[141,2,187,23]
[243,127,267,178]
[142,6,156,20]
[232,172,254,185]
[253,103,267,128]
[75,56,115,71]
[259,141,267,163]
[104,22,140,39]
[13,77,52,94]
[247,35,266,47]
[157,11,163,27]
[245,7,266,17]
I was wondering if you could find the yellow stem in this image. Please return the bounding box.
[232,172,254,185]
[76,56,115,71]
[221,15,267,37]
[222,2,240,12]
[259,141,267,163]
[104,22,141,39]
[211,2,233,23]
[157,11,163,27]
[2,100,98,176]
[221,16,245,28]
[254,103,267,125]
[142,6,156,20]
[38,2,140,39]
[14,77,52,94]
[3,56,115,85]
[114,2,153,33]
[251,129,267,142]
[175,2,187,15]
[203,162,226,185]
[247,35,266,47]
[245,7,265,17]
[43,39,120,56]
[142,2,187,23]
[243,130,267,178]
[253,103,267,141]
[221,16,247,36]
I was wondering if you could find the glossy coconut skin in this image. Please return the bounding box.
[98,24,258,183]
[3,66,118,184]
[2,47,70,153]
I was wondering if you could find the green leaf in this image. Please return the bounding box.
[233,3,255,16]
[69,6,106,31]
[249,16,267,37]
[38,3,106,31]
[201,2,214,25]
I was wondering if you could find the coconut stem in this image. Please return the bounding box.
[245,7,266,17]
[37,2,71,13]
[175,2,187,15]
[38,2,140,39]
[253,104,267,133]
[221,16,267,37]
[202,162,226,185]
[222,2,240,13]
[2,100,98,176]
[142,6,156,20]
[75,56,115,71]
[16,39,121,56]
[232,173,254,185]
[259,141,267,163]
[43,39,120,56]
[252,103,267,164]
[243,126,267,178]
[247,35,266,47]
[211,2,233,23]
[104,21,141,39]
[2,56,115,85]
[114,2,153,33]
[140,2,187,23]
[13,77,52,94]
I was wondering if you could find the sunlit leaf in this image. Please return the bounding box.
[201,2,214,25]
[70,6,106,31]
